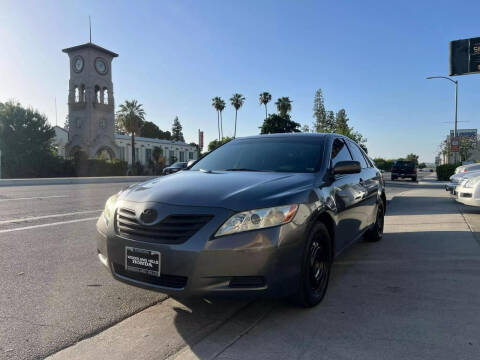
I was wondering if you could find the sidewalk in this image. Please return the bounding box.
[48,185,480,360]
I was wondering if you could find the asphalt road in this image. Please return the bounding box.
[0,171,442,360]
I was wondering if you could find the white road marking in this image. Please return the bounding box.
[0,217,99,234]
[0,210,102,225]
[0,195,68,202]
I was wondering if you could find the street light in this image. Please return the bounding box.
[426,76,459,164]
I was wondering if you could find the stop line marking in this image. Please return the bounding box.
[0,209,102,225]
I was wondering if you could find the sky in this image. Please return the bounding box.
[1,0,479,163]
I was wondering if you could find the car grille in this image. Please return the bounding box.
[116,208,213,244]
[113,263,187,289]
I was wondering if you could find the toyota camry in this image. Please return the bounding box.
[96,133,385,307]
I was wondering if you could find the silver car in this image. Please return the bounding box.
[96,134,386,307]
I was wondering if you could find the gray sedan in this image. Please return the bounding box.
[96,133,386,307]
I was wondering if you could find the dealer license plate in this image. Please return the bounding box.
[125,247,161,277]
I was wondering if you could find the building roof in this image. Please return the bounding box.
[53,125,68,134]
[114,134,194,147]
[62,42,119,57]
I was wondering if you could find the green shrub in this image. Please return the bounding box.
[436,164,460,181]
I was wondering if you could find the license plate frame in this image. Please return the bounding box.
[125,247,161,277]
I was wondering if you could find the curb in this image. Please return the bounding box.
[0,176,155,187]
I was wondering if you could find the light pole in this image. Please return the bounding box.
[426,76,458,164]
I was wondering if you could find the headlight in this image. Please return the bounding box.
[214,204,298,237]
[103,193,119,225]
[463,177,480,188]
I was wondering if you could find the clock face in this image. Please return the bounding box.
[95,58,107,74]
[72,56,84,73]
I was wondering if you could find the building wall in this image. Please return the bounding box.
[53,126,69,158]
[115,135,198,166]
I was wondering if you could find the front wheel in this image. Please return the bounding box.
[365,201,385,242]
[293,223,332,307]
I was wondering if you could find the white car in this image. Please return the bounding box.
[456,174,480,207]
[447,170,480,194]
[455,163,480,174]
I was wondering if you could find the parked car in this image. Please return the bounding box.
[454,163,480,174]
[446,170,480,194]
[391,160,417,181]
[96,133,386,307]
[162,162,187,175]
[455,173,480,207]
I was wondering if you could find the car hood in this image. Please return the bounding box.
[450,170,480,182]
[120,170,316,211]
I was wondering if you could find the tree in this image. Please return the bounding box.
[405,153,419,165]
[208,137,233,152]
[459,136,477,162]
[0,101,56,178]
[313,89,328,132]
[259,92,272,120]
[418,162,426,169]
[275,97,292,117]
[212,97,222,140]
[116,100,145,169]
[230,93,245,138]
[326,111,335,132]
[218,98,226,139]
[141,121,162,138]
[335,109,349,134]
[260,113,300,134]
[301,124,310,132]
[171,116,185,142]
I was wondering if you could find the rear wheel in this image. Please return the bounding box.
[411,177,417,182]
[293,223,332,307]
[365,201,384,242]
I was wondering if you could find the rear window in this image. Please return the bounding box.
[394,161,415,168]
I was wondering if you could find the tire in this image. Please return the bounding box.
[365,201,385,242]
[293,223,332,307]
[411,177,417,182]
[391,177,396,181]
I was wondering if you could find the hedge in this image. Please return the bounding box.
[436,163,460,181]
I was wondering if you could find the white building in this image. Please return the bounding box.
[53,126,68,158]
[54,127,198,166]
[115,134,198,166]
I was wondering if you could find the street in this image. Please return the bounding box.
[1,172,480,360]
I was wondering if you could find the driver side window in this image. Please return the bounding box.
[331,138,352,167]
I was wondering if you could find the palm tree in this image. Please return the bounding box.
[212,97,222,140]
[116,100,145,171]
[230,93,245,138]
[218,98,226,138]
[259,92,272,120]
[275,97,292,117]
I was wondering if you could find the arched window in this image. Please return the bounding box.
[95,85,101,103]
[103,88,109,104]
[74,86,79,103]
[80,85,86,102]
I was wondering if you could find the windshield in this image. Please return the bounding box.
[191,137,324,173]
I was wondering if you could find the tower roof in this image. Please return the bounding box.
[62,42,118,57]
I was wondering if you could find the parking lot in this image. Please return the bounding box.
[1,172,480,360]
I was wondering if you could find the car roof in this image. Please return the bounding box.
[234,133,340,141]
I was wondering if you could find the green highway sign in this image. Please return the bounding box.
[450,37,480,76]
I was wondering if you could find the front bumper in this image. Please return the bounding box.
[96,202,309,298]
[455,186,480,206]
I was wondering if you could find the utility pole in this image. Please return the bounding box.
[426,76,459,164]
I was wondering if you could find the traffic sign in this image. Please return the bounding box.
[450,37,480,76]
[451,137,460,152]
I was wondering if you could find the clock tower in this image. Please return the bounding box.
[62,42,119,159]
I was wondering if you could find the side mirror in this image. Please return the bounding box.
[187,160,196,168]
[332,161,361,175]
